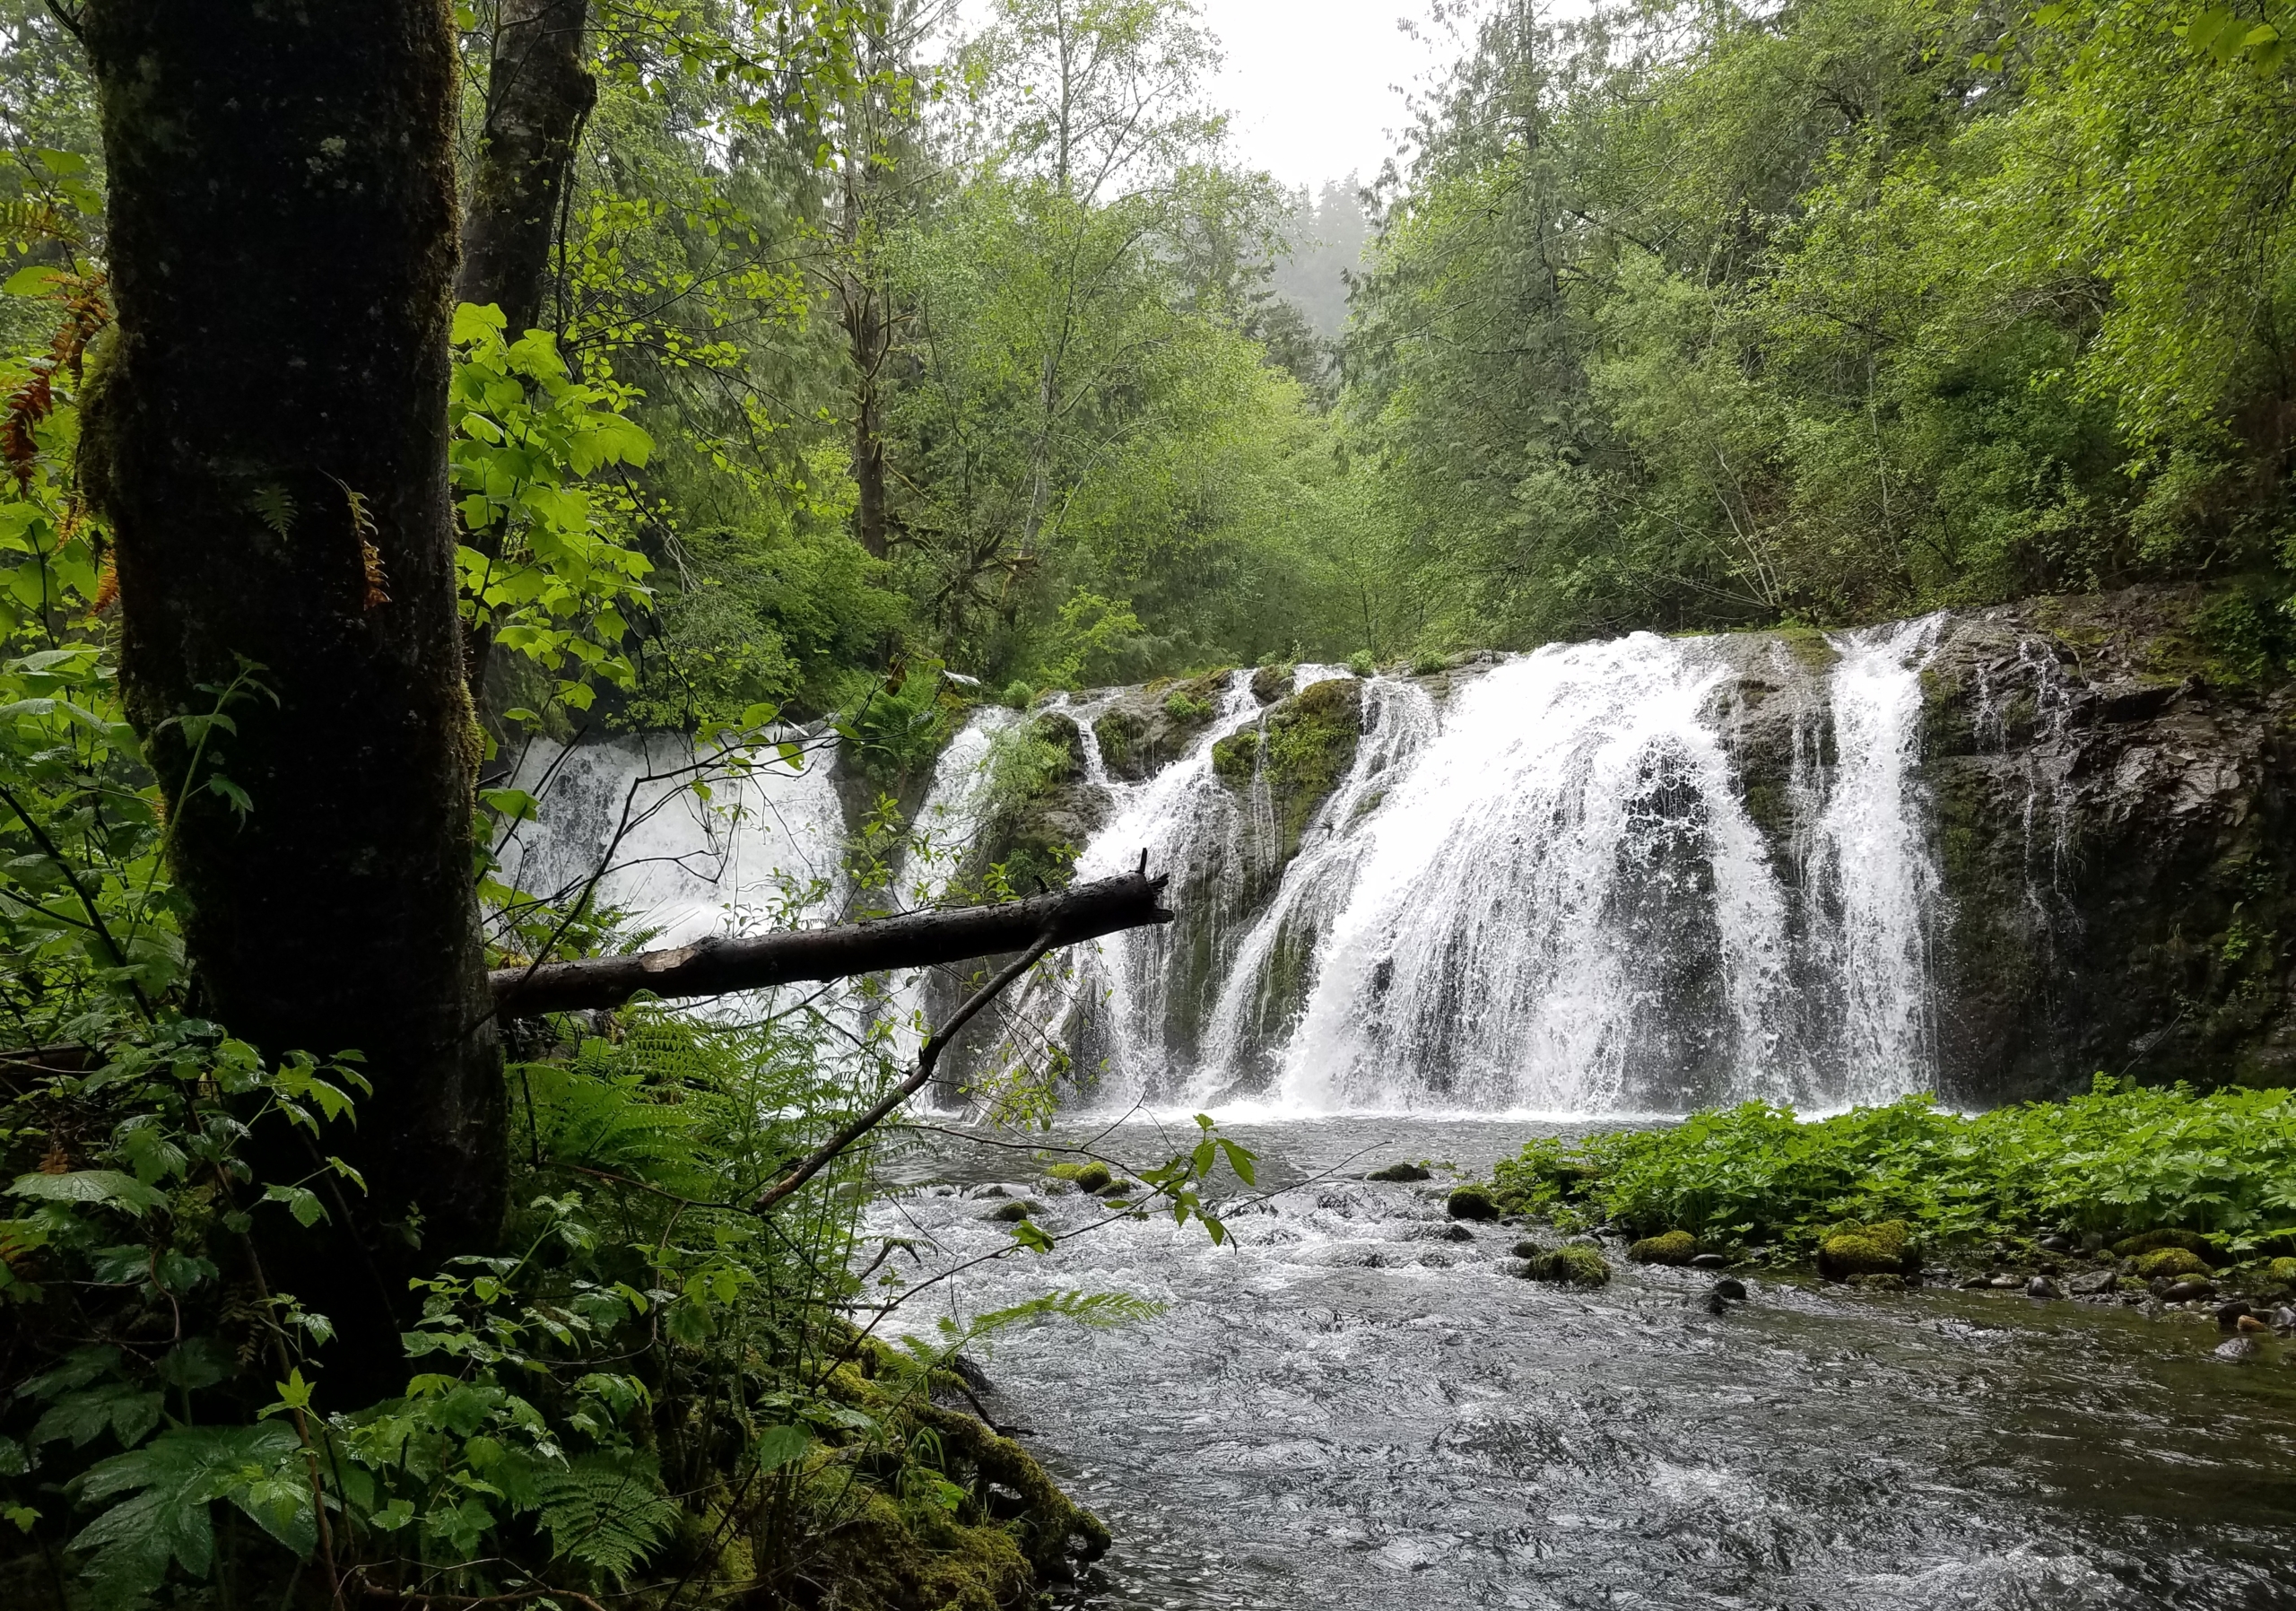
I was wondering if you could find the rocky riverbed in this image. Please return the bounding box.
[869,1115,2296,1610]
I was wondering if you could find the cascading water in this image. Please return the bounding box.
[495,731,849,947]
[1022,623,1947,1115]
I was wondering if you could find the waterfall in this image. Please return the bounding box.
[495,731,849,949]
[498,616,1951,1118]
[1017,625,1947,1116]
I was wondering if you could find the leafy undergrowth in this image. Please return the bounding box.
[1491,1078,2296,1259]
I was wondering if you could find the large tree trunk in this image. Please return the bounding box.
[83,0,503,1367]
[457,0,595,339]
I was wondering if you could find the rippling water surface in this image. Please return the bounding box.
[866,1117,2296,1610]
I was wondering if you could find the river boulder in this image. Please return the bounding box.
[1628,1230,1699,1266]
[1520,1244,1612,1287]
[1815,1219,1918,1281]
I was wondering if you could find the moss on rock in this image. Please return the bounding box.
[2112,1228,2221,1262]
[1815,1219,1917,1281]
[1366,1161,1431,1182]
[1521,1244,1612,1287]
[1629,1230,1699,1266]
[2134,1246,2213,1279]
[1211,678,1364,864]
[1046,1161,1113,1194]
[1446,1182,1500,1221]
[2268,1256,2296,1284]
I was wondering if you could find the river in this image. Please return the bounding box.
[868,1115,2296,1611]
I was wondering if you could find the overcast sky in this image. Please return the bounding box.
[1195,0,1452,194]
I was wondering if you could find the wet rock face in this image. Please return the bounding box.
[1914,588,2296,1102]
[1091,670,1230,783]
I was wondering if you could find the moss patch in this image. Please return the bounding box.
[1045,1161,1113,1194]
[1211,679,1364,863]
[1628,1230,1698,1266]
[2112,1228,2221,1263]
[1815,1219,1916,1280]
[1446,1182,1500,1221]
[1521,1244,1612,1287]
[2134,1246,2213,1279]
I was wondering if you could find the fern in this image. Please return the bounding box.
[247,483,295,536]
[524,1061,708,1194]
[535,1450,678,1585]
[944,1288,1166,1347]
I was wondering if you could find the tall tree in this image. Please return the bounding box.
[458,0,596,339]
[82,0,502,1362]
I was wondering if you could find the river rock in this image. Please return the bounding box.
[1366,1162,1432,1182]
[1447,1183,1500,1221]
[1629,1230,1698,1265]
[2067,1269,2119,1295]
[1691,1252,1728,1270]
[2162,1279,2216,1302]
[2039,1234,2074,1253]
[2026,1276,2063,1299]
[984,1200,1043,1223]
[1710,1277,1748,1302]
[2134,1248,2213,1280]
[2214,1336,2261,1362]
[1046,1162,1113,1194]
[1989,1275,2024,1289]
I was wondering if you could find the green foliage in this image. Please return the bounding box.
[450,301,656,719]
[1349,0,2296,646]
[1488,1079,2296,1254]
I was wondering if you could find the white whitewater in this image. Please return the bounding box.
[1039,625,1946,1115]
[494,730,848,948]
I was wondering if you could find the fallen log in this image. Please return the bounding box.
[489,868,1173,1017]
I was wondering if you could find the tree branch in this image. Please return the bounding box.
[488,867,1171,1016]
[753,930,1059,1215]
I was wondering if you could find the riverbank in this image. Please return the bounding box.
[1460,1080,2296,1323]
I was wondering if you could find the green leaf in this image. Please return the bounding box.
[753,1424,811,1473]
[2,265,64,297]
[8,1170,168,1214]
[72,1423,309,1598]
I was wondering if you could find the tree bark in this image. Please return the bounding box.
[491,870,1172,1015]
[457,0,595,340]
[83,0,503,1357]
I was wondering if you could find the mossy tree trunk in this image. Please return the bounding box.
[83,0,504,1370]
[457,0,594,339]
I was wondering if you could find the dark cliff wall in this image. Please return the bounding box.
[1918,588,2296,1103]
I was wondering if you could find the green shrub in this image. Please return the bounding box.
[1346,649,1377,676]
[1483,1079,2296,1258]
[1000,679,1035,710]
[1163,690,1213,722]
[1410,649,1447,675]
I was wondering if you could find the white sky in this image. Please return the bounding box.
[1195,0,1452,193]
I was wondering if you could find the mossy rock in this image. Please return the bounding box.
[1446,1182,1500,1221]
[2112,1228,2222,1263]
[1045,1161,1113,1194]
[1521,1244,1612,1287]
[1249,662,1294,702]
[983,1199,1042,1223]
[1814,1219,1917,1281]
[2268,1256,2296,1284]
[1210,679,1365,863]
[1629,1230,1699,1266]
[1366,1161,1431,1182]
[2134,1246,2213,1279]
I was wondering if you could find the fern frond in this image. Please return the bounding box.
[535,1451,678,1585]
[524,1062,708,1193]
[247,484,295,537]
[957,1288,1166,1344]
